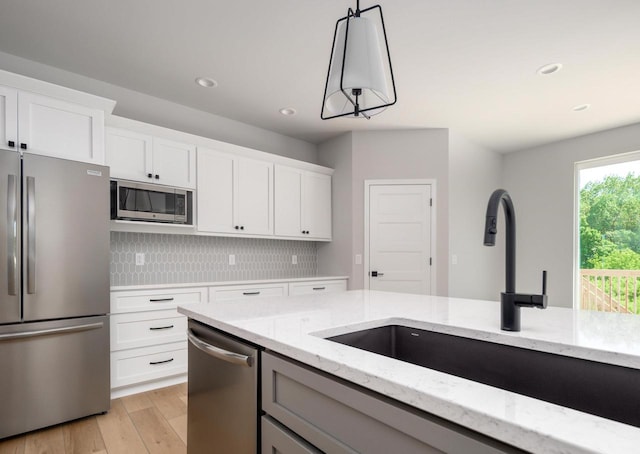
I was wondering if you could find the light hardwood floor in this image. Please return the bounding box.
[0,383,188,454]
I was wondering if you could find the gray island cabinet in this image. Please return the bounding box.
[260,351,523,454]
[179,290,640,454]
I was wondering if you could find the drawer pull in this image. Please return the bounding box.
[149,297,175,302]
[149,358,174,365]
[313,287,326,291]
[149,325,174,331]
[242,291,261,296]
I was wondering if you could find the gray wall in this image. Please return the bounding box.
[317,133,353,281]
[0,51,317,163]
[318,129,449,295]
[503,122,640,307]
[110,232,317,287]
[448,132,503,301]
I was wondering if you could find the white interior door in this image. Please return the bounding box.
[368,184,432,294]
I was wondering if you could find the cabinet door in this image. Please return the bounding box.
[274,165,304,238]
[0,86,17,152]
[303,172,332,240]
[18,91,104,164]
[237,157,273,235]
[152,138,196,188]
[105,128,153,183]
[197,148,236,233]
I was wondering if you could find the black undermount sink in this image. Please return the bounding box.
[326,325,640,428]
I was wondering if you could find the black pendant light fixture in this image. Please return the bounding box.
[321,0,397,120]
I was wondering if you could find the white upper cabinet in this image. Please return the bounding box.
[197,148,273,236]
[275,165,332,240]
[0,86,105,164]
[303,171,332,240]
[0,86,17,152]
[197,149,235,234]
[105,128,152,182]
[152,138,196,188]
[106,127,196,189]
[274,166,303,237]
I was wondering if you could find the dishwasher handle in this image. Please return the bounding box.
[187,329,253,367]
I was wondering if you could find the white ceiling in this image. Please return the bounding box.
[1,0,639,152]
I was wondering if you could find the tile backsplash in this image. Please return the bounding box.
[110,232,318,286]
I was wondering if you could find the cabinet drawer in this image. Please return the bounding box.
[288,280,347,296]
[111,287,206,313]
[209,283,288,302]
[262,352,519,454]
[111,342,187,389]
[262,416,321,454]
[111,310,187,351]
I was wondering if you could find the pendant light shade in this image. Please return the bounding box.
[321,2,396,120]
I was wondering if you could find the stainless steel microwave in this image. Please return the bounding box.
[110,180,193,224]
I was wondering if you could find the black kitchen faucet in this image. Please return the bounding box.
[484,189,548,331]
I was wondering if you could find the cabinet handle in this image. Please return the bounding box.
[242,291,261,296]
[240,226,244,230]
[20,143,27,150]
[234,225,239,230]
[149,358,174,365]
[149,297,174,302]
[147,173,153,178]
[7,140,15,148]
[149,325,174,331]
[155,174,159,179]
[313,287,326,291]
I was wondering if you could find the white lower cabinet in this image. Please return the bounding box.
[209,283,288,302]
[111,310,188,351]
[109,279,346,397]
[110,286,206,397]
[111,342,188,389]
[288,280,347,296]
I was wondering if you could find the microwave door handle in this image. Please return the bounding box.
[26,176,36,294]
[7,174,17,296]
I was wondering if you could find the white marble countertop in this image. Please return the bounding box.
[111,275,349,291]
[178,290,640,454]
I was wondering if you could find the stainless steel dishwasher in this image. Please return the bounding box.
[187,319,260,454]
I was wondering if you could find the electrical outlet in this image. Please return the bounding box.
[292,255,297,265]
[135,253,145,266]
[229,254,236,266]
[355,254,362,265]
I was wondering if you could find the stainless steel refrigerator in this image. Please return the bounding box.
[0,150,110,439]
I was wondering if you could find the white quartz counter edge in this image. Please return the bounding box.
[110,276,348,291]
[178,293,640,454]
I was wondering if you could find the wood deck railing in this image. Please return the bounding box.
[580,269,640,314]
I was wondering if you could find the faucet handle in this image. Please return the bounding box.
[534,270,548,309]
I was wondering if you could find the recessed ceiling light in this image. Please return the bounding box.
[573,104,591,112]
[195,77,218,88]
[279,107,297,116]
[537,63,563,76]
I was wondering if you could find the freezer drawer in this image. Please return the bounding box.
[0,316,110,439]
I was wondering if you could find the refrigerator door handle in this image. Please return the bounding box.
[7,174,17,296]
[26,176,36,294]
[187,329,253,367]
[0,321,104,341]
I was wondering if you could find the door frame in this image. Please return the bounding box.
[363,179,437,294]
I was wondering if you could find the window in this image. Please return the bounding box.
[576,152,640,315]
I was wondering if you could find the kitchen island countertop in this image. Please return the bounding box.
[178,290,640,454]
